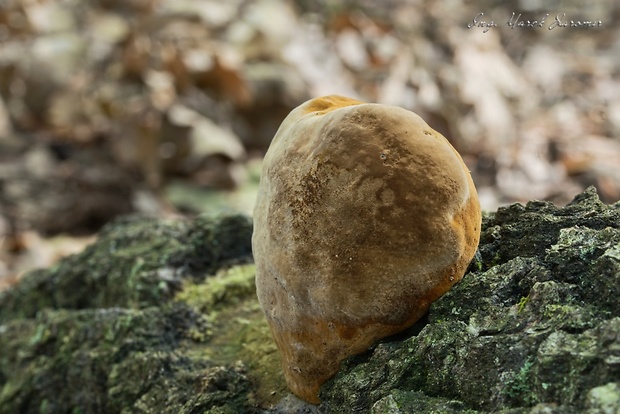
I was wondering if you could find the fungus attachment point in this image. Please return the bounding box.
[252,95,481,404]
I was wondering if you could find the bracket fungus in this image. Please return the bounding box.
[252,95,481,404]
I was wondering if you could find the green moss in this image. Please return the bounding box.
[175,264,287,408]
[0,304,257,414]
[177,264,257,313]
[503,360,535,405]
[490,250,503,269]
[517,296,529,314]
[0,213,259,414]
[0,213,253,321]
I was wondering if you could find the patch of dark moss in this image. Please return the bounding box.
[177,265,288,408]
[478,186,620,272]
[0,213,253,321]
[0,213,260,414]
[0,303,256,414]
[169,214,254,276]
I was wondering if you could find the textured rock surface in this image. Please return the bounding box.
[1,188,619,413]
[0,213,253,320]
[253,95,481,403]
[319,187,620,413]
[0,213,284,414]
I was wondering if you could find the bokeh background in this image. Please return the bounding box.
[1,0,619,288]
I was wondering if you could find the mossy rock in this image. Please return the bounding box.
[0,213,285,414]
[0,305,251,413]
[2,188,620,413]
[0,213,253,320]
[320,187,620,413]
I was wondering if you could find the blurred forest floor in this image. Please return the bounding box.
[1,0,620,289]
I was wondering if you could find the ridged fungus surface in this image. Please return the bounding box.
[252,95,481,403]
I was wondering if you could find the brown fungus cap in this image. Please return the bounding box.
[252,95,481,404]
